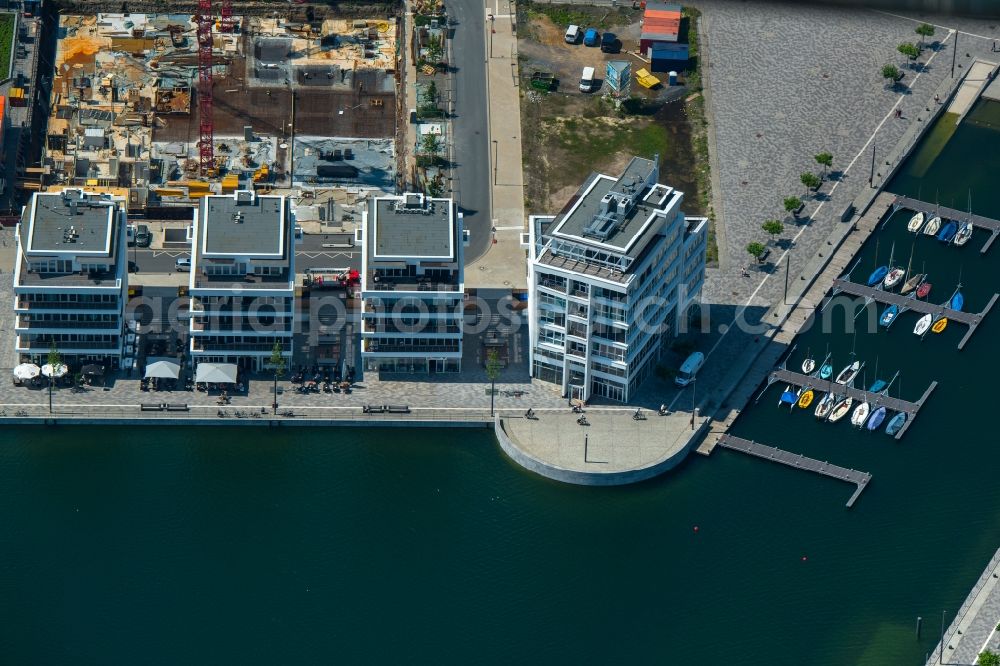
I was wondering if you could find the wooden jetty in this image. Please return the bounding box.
[892,195,1000,255]
[765,370,936,440]
[828,279,998,351]
[717,435,872,507]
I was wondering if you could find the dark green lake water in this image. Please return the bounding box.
[3,103,1000,665]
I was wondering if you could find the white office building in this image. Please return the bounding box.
[188,190,295,372]
[525,156,706,403]
[13,189,129,368]
[360,192,465,374]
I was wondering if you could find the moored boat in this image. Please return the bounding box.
[950,291,964,312]
[879,304,899,327]
[828,397,854,423]
[851,402,871,427]
[819,362,833,380]
[916,282,932,299]
[923,216,942,236]
[883,268,906,289]
[779,385,797,407]
[900,273,925,295]
[932,317,948,333]
[814,393,836,419]
[937,220,958,243]
[798,389,815,409]
[886,412,907,436]
[954,221,973,246]
[867,266,889,287]
[867,406,887,431]
[913,313,932,336]
[802,358,816,375]
[869,379,887,393]
[906,211,925,233]
[834,360,862,385]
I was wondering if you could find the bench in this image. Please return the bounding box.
[140,403,164,411]
[363,404,385,414]
[166,404,189,412]
[387,405,410,414]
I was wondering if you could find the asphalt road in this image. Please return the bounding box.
[448,0,493,263]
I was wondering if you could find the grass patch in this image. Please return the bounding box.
[0,13,14,82]
[524,2,635,30]
[548,114,669,183]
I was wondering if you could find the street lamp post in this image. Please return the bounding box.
[492,139,498,186]
[690,378,697,430]
[784,245,791,305]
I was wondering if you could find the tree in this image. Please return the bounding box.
[915,22,935,50]
[423,81,438,106]
[814,152,833,178]
[762,219,784,239]
[800,172,821,192]
[978,650,1000,666]
[270,340,285,415]
[881,63,902,85]
[897,42,920,65]
[485,349,501,417]
[425,35,444,65]
[746,241,768,264]
[783,196,803,216]
[46,339,62,414]
[420,133,442,160]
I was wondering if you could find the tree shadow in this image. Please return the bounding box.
[827,170,844,182]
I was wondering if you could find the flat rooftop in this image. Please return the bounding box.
[551,156,676,258]
[25,191,117,255]
[371,194,455,261]
[201,193,286,258]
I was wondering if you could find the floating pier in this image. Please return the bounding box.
[766,369,936,440]
[892,195,1000,255]
[828,279,997,350]
[717,435,872,507]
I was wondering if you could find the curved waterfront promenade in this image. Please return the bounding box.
[496,411,705,486]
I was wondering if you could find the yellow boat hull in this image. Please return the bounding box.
[932,318,948,333]
[798,389,815,408]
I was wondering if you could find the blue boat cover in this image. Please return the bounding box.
[867,266,889,286]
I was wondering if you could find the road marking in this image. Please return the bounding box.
[667,32,951,412]
[493,225,524,231]
[869,9,998,41]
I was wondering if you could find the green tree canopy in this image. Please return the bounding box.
[978,650,1000,666]
[746,241,768,263]
[423,81,438,105]
[762,219,784,237]
[420,133,442,156]
[881,63,902,83]
[270,340,285,377]
[814,152,833,170]
[800,172,821,191]
[784,196,803,214]
[897,42,920,61]
[47,339,61,370]
[915,22,935,48]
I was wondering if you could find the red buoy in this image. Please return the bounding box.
[693,526,699,533]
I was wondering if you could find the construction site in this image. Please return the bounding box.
[36,10,400,210]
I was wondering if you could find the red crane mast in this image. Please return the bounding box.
[197,0,215,176]
[220,0,235,33]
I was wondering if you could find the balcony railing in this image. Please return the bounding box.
[537,278,567,292]
[364,342,460,354]
[16,318,120,330]
[16,298,120,311]
[191,340,284,353]
[363,321,461,334]
[18,339,120,350]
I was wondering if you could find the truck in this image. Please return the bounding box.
[674,351,705,387]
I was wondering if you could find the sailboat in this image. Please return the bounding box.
[779,385,798,407]
[828,396,854,423]
[851,401,871,427]
[798,389,815,409]
[883,267,905,289]
[886,412,907,436]
[834,361,862,385]
[913,313,932,336]
[867,405,887,431]
[802,349,815,375]
[814,392,836,419]
[937,220,958,243]
[879,304,899,327]
[923,215,942,237]
[869,379,887,393]
[932,317,948,333]
[819,359,833,380]
[950,290,964,312]
[867,266,889,287]
[907,211,925,233]
[916,281,932,299]
[954,221,974,246]
[901,273,925,295]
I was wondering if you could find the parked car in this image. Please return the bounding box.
[175,257,191,272]
[579,66,596,93]
[135,224,151,247]
[126,224,136,245]
[564,24,580,44]
[583,27,599,47]
[600,32,620,53]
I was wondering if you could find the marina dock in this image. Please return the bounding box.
[892,195,1000,255]
[828,279,998,350]
[765,369,936,440]
[717,435,872,507]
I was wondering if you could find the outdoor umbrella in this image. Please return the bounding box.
[13,363,40,380]
[41,363,68,379]
[144,359,181,380]
[195,362,238,384]
[80,364,104,376]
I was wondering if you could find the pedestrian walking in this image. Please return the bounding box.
[934,94,940,104]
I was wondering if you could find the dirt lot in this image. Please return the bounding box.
[517,4,718,264]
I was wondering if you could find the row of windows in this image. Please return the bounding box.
[22,294,118,303]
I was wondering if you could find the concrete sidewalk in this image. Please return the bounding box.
[466,1,527,289]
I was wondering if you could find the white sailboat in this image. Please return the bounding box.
[913,313,932,336]
[907,211,925,233]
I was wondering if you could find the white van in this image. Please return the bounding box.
[579,66,596,92]
[565,24,580,44]
[674,351,705,387]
